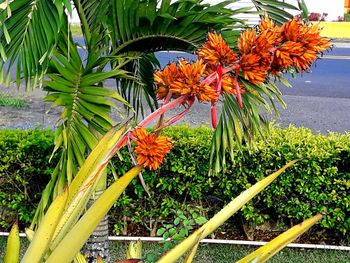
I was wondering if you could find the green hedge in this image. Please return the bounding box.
[0,129,56,229]
[0,126,349,241]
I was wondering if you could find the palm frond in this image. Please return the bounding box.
[251,0,300,24]
[108,0,244,53]
[32,33,133,226]
[106,0,245,118]
[210,74,292,174]
[117,53,160,118]
[73,0,110,49]
[0,0,71,89]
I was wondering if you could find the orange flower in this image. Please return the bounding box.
[154,63,182,100]
[132,127,172,170]
[259,15,275,31]
[271,41,303,73]
[240,53,269,84]
[282,17,331,55]
[197,32,238,66]
[238,27,275,77]
[238,29,256,55]
[259,15,283,44]
[300,23,331,53]
[293,49,318,72]
[221,75,245,95]
[282,18,302,42]
[170,60,218,102]
[272,17,330,73]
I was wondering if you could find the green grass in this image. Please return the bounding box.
[1,237,349,262]
[0,93,27,108]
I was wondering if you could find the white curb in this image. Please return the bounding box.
[1,232,349,251]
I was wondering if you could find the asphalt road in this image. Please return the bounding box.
[2,39,349,134]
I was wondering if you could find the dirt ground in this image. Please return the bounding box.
[0,84,61,129]
[0,84,212,130]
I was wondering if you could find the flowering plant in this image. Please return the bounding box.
[3,16,330,263]
[124,15,330,172]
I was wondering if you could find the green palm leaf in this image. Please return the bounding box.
[109,0,243,53]
[0,0,71,89]
[105,0,245,117]
[117,53,160,118]
[210,73,292,173]
[251,0,300,24]
[31,32,133,226]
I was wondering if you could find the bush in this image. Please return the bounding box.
[0,126,349,242]
[0,129,56,229]
[308,12,328,21]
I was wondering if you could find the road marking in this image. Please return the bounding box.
[322,55,350,60]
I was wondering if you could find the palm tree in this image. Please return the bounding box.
[0,0,307,261]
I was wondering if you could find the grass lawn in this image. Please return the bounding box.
[1,237,349,262]
[0,92,27,108]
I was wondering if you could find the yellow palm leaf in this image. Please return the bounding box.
[237,214,323,263]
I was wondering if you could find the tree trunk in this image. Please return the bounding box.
[83,172,110,263]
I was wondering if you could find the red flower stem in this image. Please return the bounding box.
[155,97,195,132]
[202,71,217,85]
[222,63,239,74]
[216,65,223,95]
[202,63,239,86]
[155,91,172,133]
[234,67,243,109]
[138,95,189,128]
[211,101,217,128]
[163,91,173,105]
[115,95,189,150]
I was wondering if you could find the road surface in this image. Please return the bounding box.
[1,42,349,134]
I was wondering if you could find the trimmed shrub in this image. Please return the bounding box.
[0,126,349,242]
[0,129,56,229]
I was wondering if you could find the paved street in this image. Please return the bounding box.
[1,41,349,134]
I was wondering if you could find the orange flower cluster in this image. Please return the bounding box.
[221,75,245,96]
[132,128,172,170]
[154,59,218,102]
[154,16,330,107]
[197,32,238,66]
[138,16,330,172]
[270,17,331,73]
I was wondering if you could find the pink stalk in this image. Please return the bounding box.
[115,94,193,151]
[156,96,195,131]
[202,63,238,86]
[209,65,223,129]
[202,71,217,86]
[115,95,189,150]
[163,91,173,105]
[138,95,189,128]
[222,63,239,74]
[216,65,223,95]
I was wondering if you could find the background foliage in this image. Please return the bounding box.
[0,126,349,242]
